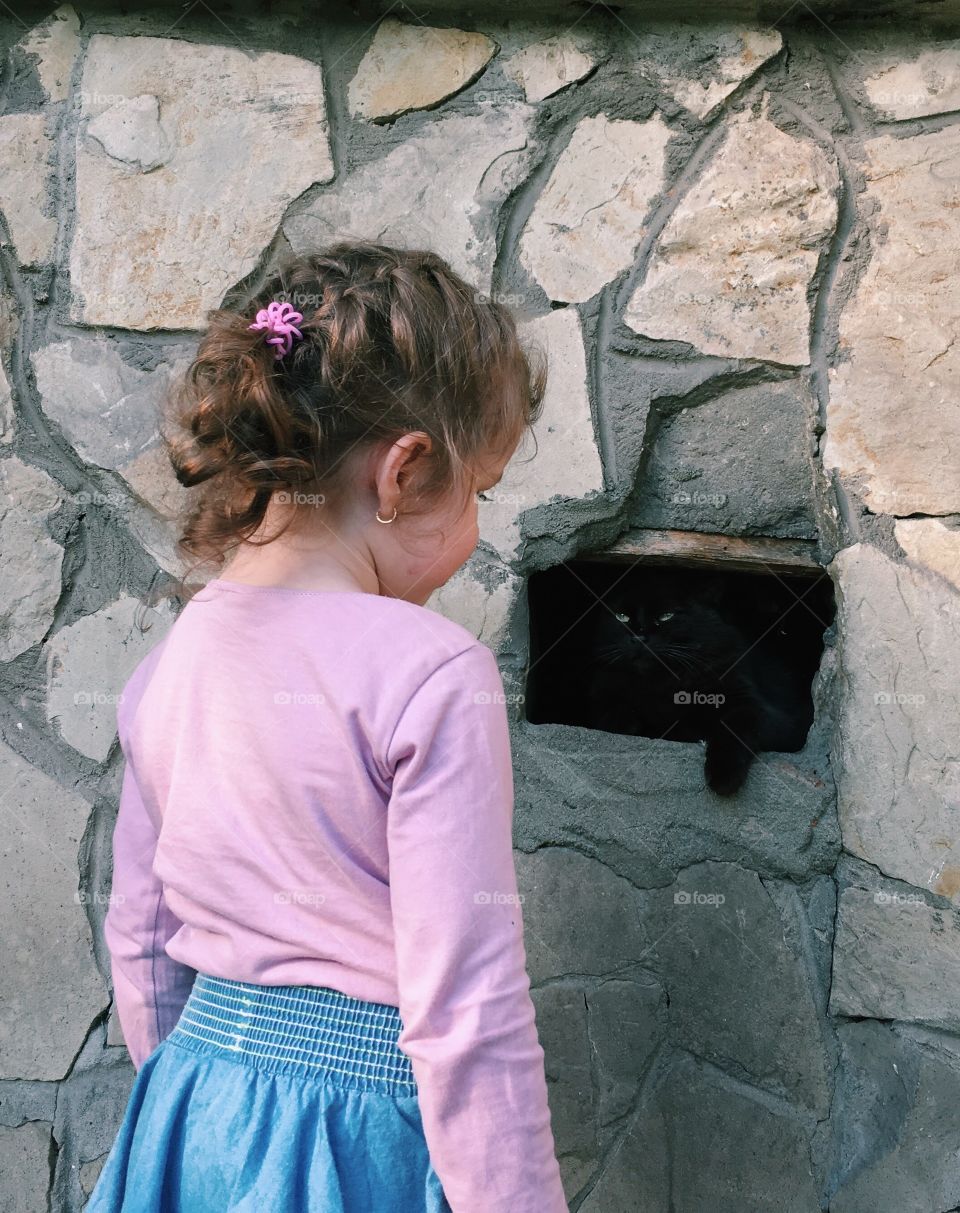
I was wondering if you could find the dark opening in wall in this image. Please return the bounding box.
[526,532,836,796]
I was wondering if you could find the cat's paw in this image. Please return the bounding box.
[704,743,752,796]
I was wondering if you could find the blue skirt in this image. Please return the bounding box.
[87,973,452,1212]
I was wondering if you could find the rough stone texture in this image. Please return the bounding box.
[0,1121,54,1211]
[632,25,783,118]
[824,127,960,516]
[518,112,672,303]
[0,112,58,267]
[832,544,960,902]
[626,104,839,364]
[45,594,176,762]
[513,723,839,887]
[629,379,819,538]
[503,33,598,101]
[0,739,107,1079]
[648,863,832,1115]
[895,517,960,593]
[425,561,521,651]
[0,456,64,661]
[285,104,535,291]
[860,43,960,120]
[831,884,960,1030]
[19,4,81,103]
[478,307,604,561]
[70,35,334,331]
[0,288,15,447]
[581,1052,821,1212]
[830,1024,960,1213]
[348,17,496,120]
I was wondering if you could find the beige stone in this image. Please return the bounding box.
[832,544,960,903]
[824,127,960,516]
[69,35,334,331]
[831,886,960,1028]
[895,518,960,593]
[0,739,107,1079]
[46,594,176,761]
[625,104,839,364]
[348,17,496,120]
[426,563,521,651]
[519,112,671,304]
[0,1122,55,1208]
[0,113,57,267]
[503,33,597,102]
[632,25,782,119]
[0,457,63,661]
[863,45,960,120]
[478,308,603,562]
[285,104,536,291]
[19,5,81,103]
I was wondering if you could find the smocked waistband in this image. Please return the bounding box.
[166,973,417,1096]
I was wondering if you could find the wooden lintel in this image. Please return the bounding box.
[581,529,825,577]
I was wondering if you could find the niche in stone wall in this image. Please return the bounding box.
[525,531,835,796]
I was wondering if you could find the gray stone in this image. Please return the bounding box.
[518,112,671,303]
[632,25,783,119]
[531,984,597,1194]
[348,17,496,120]
[831,544,960,902]
[19,5,81,103]
[823,127,960,516]
[0,1121,53,1211]
[0,112,58,267]
[285,104,536,291]
[69,35,334,331]
[587,976,664,1133]
[479,308,603,562]
[830,1024,960,1212]
[625,103,839,364]
[629,379,819,539]
[895,517,960,594]
[646,862,832,1115]
[503,33,598,102]
[830,885,960,1030]
[45,593,176,761]
[513,723,839,887]
[515,847,650,985]
[0,456,64,661]
[581,1052,821,1212]
[0,739,107,1079]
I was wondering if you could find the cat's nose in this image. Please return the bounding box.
[632,632,648,645]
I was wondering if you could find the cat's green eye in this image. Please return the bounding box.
[615,611,630,624]
[657,611,675,623]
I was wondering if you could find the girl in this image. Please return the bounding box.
[87,241,568,1212]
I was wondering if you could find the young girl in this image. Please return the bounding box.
[86,241,568,1212]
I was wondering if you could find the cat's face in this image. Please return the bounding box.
[591,579,748,679]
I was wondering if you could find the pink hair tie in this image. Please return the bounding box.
[248,299,304,360]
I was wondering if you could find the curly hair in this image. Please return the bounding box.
[159,240,548,597]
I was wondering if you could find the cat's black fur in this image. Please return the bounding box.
[579,571,826,795]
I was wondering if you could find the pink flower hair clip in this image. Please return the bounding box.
[248,299,304,360]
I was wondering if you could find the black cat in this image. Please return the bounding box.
[580,571,819,795]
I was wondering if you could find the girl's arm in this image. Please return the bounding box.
[103,657,196,1070]
[386,642,568,1213]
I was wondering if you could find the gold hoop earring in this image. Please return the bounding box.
[375,506,397,524]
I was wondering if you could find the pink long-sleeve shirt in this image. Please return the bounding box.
[104,577,567,1212]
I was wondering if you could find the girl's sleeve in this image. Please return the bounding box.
[385,642,568,1213]
[103,669,196,1071]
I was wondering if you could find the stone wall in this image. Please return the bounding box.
[1,4,958,1211]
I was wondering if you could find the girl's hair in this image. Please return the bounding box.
[158,240,548,598]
